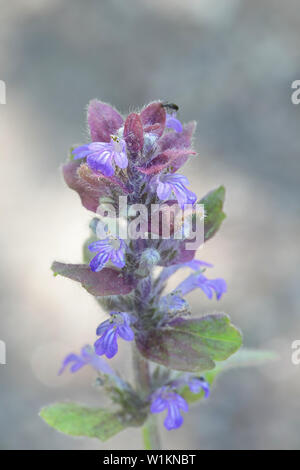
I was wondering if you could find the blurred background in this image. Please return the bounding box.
[1,0,300,450]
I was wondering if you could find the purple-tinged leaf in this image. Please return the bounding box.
[87,100,123,143]
[140,102,166,137]
[137,154,169,175]
[136,328,215,373]
[156,239,196,268]
[136,314,242,372]
[159,121,196,153]
[124,113,144,155]
[158,122,196,171]
[51,262,135,296]
[63,161,128,213]
[137,149,194,175]
[63,160,102,212]
[174,241,196,264]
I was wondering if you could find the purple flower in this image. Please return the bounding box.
[88,238,126,272]
[166,113,183,133]
[94,312,134,359]
[58,345,114,375]
[72,135,128,177]
[176,272,227,300]
[188,377,210,398]
[159,293,189,317]
[150,387,188,430]
[155,173,197,209]
[155,260,213,293]
[184,260,214,270]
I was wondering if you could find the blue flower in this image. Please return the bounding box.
[88,238,126,272]
[58,345,114,375]
[159,293,189,317]
[155,173,197,209]
[150,387,188,430]
[185,260,214,270]
[94,312,135,359]
[176,271,227,300]
[72,135,128,177]
[188,377,210,398]
[166,113,183,133]
[169,375,210,399]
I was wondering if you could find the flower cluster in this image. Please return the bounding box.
[49,99,239,443]
[150,377,210,430]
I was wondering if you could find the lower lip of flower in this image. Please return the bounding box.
[110,238,121,250]
[112,315,124,326]
[111,135,123,153]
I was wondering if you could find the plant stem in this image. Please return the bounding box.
[142,414,161,450]
[132,345,161,450]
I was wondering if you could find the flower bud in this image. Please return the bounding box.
[140,248,160,268]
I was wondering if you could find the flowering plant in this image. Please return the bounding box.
[40,100,271,449]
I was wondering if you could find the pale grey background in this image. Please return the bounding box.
[0,0,300,449]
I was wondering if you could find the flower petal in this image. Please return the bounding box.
[88,240,113,252]
[89,250,111,272]
[166,114,183,133]
[87,150,115,177]
[96,319,112,336]
[110,248,126,269]
[104,330,119,359]
[117,324,134,341]
[174,394,189,412]
[113,150,128,169]
[164,402,183,430]
[58,354,85,375]
[94,327,118,358]
[156,181,172,201]
[150,396,168,413]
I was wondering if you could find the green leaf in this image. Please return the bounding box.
[68,145,77,161]
[199,186,226,241]
[83,234,97,264]
[40,402,125,441]
[182,348,277,403]
[136,313,242,372]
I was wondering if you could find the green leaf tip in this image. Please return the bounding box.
[200,185,226,241]
[40,402,126,441]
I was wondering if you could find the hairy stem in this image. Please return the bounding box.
[132,345,161,450]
